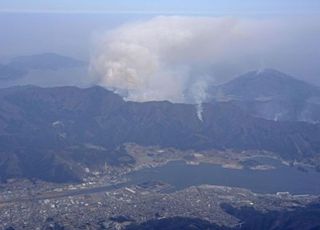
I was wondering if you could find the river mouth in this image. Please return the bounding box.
[127,157,320,195]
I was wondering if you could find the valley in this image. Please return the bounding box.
[1,144,320,229]
[1,70,320,229]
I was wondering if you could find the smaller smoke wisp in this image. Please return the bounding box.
[190,80,208,121]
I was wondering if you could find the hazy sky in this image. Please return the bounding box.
[0,1,319,86]
[1,0,320,14]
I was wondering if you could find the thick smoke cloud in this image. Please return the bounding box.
[90,16,320,104]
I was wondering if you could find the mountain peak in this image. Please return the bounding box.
[215,69,319,101]
[255,68,280,75]
[245,68,296,81]
[208,69,320,123]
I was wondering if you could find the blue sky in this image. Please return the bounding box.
[1,0,320,14]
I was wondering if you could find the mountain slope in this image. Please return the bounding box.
[0,53,86,81]
[0,64,27,80]
[1,85,320,182]
[209,69,320,122]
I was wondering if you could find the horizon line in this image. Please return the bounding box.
[0,8,319,16]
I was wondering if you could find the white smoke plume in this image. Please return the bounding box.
[91,16,260,102]
[90,16,320,105]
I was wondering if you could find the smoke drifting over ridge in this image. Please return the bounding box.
[90,16,320,103]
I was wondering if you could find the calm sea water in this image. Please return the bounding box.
[128,158,320,195]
